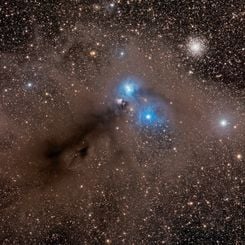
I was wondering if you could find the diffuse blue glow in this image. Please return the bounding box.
[137,103,165,127]
[115,76,168,130]
[117,77,140,101]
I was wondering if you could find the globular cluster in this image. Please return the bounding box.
[0,0,244,244]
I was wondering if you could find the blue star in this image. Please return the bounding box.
[137,103,165,128]
[117,76,140,101]
[24,81,34,91]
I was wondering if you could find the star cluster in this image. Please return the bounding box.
[0,1,244,244]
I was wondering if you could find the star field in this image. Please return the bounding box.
[0,1,244,244]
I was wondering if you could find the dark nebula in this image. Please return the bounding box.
[0,1,244,244]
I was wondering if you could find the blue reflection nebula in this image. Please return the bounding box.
[117,77,140,101]
[115,76,168,130]
[137,103,165,127]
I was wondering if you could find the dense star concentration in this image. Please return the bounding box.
[0,0,244,244]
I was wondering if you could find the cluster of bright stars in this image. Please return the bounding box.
[187,37,206,57]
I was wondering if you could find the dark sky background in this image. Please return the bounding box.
[0,0,244,244]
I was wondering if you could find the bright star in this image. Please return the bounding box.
[237,154,242,160]
[89,50,97,57]
[137,103,165,128]
[125,84,133,93]
[109,2,115,8]
[145,114,151,120]
[24,82,34,90]
[116,49,126,59]
[120,51,125,57]
[27,82,32,88]
[117,77,140,101]
[220,119,228,127]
